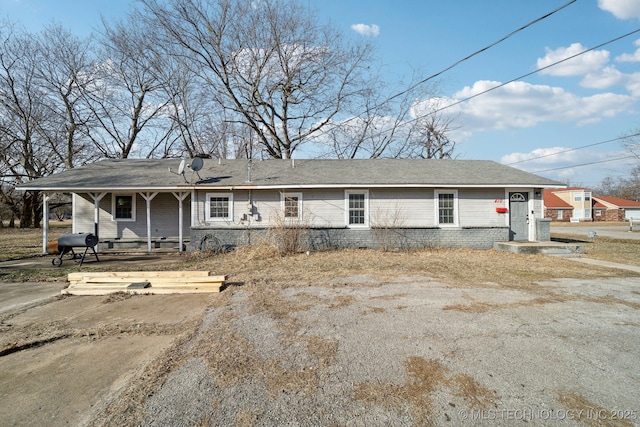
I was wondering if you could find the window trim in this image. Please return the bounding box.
[281,192,303,220]
[345,190,369,228]
[205,192,233,221]
[112,194,136,222]
[434,189,459,227]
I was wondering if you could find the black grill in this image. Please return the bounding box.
[52,233,100,267]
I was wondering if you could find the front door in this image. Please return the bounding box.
[509,192,529,241]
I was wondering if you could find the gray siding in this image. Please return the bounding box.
[189,186,515,251]
[74,192,191,240]
[458,188,508,227]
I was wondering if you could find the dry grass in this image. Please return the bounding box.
[354,356,498,425]
[3,221,637,284]
[579,237,640,267]
[444,294,640,313]
[186,246,632,291]
[0,222,71,262]
[557,391,635,427]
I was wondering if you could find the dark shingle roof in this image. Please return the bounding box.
[19,158,564,191]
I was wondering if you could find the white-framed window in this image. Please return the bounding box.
[585,192,591,201]
[206,193,233,221]
[595,209,602,217]
[574,193,582,202]
[112,194,136,221]
[345,190,369,227]
[281,192,303,219]
[434,189,459,227]
[557,209,563,219]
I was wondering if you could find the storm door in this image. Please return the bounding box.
[509,192,529,241]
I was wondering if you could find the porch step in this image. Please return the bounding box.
[493,241,584,257]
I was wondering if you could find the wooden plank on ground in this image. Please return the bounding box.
[67,271,215,280]
[62,286,221,296]
[76,275,227,284]
[64,270,226,295]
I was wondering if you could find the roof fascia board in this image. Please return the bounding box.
[22,183,564,192]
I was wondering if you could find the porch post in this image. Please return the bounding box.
[140,192,158,252]
[172,191,189,252]
[89,193,107,252]
[41,193,50,254]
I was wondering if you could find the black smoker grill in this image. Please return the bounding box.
[52,233,100,267]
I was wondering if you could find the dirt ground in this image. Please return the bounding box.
[1,249,639,426]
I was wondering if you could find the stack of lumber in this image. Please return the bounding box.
[64,271,227,295]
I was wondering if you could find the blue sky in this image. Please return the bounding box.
[2,0,640,188]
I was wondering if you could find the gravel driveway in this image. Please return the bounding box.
[1,254,639,426]
[98,275,640,427]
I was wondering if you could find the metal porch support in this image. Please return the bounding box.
[172,191,189,252]
[140,192,158,252]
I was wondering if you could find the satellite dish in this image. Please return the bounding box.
[169,159,188,183]
[190,157,204,172]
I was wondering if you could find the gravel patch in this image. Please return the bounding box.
[132,276,640,427]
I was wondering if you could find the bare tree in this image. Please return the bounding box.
[35,24,97,168]
[316,71,456,159]
[85,16,174,159]
[0,23,56,227]
[139,0,375,159]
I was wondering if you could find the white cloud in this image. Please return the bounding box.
[500,147,580,166]
[581,66,625,89]
[537,43,609,76]
[350,23,380,37]
[500,148,625,185]
[623,71,640,97]
[442,80,635,133]
[616,39,640,62]
[598,0,640,20]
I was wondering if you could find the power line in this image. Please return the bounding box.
[530,155,633,173]
[384,0,578,105]
[430,27,640,117]
[505,132,640,165]
[340,24,640,148]
[327,0,578,134]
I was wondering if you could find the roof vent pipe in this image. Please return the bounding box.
[247,159,252,183]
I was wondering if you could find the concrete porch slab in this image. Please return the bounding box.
[493,241,585,256]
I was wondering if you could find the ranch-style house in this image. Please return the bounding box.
[19,158,564,253]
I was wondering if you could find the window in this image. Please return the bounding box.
[112,194,135,221]
[557,209,563,219]
[345,190,368,227]
[206,193,233,221]
[281,193,302,219]
[574,193,582,202]
[435,190,458,227]
[585,192,591,201]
